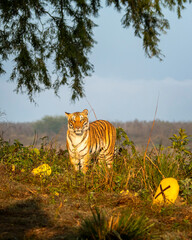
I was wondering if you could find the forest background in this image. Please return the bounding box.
[1,115,192,149]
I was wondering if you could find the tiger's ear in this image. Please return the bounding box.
[82,109,88,116]
[65,112,70,118]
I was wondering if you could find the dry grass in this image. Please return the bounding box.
[0,163,192,240]
[0,127,192,239]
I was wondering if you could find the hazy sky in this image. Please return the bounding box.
[1,3,192,123]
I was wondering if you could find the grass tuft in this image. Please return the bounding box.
[67,207,153,240]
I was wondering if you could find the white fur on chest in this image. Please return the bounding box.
[71,135,84,146]
[67,131,89,157]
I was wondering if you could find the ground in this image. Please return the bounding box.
[0,163,192,240]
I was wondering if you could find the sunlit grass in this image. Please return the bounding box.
[0,127,192,239]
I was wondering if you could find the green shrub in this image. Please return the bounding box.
[33,115,67,134]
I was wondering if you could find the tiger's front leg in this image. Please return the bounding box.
[69,155,81,172]
[70,154,90,174]
[80,154,90,174]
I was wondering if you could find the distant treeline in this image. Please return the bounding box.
[0,116,192,149]
[113,120,192,148]
[0,116,68,148]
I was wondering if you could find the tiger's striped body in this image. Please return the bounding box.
[65,109,116,174]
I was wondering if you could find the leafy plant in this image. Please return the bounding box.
[169,128,192,178]
[116,127,136,156]
[180,178,192,204]
[169,128,191,154]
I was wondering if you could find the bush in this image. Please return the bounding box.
[33,115,67,135]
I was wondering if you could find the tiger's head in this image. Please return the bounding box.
[65,109,89,136]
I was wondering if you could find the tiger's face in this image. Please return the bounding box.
[65,109,89,136]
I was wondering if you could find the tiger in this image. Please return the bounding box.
[65,109,116,174]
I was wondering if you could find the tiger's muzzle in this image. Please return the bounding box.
[74,128,84,136]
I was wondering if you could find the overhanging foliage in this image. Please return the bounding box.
[0,0,191,101]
